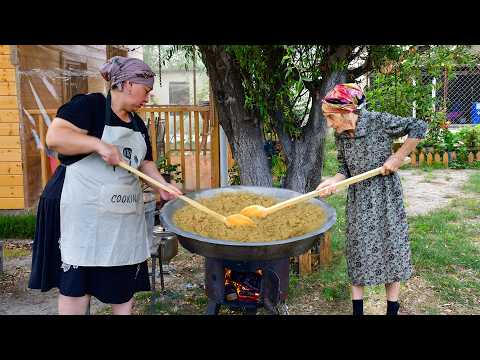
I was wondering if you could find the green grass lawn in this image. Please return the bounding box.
[288,168,480,314]
[140,132,480,314]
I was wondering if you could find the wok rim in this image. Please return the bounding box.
[159,185,337,247]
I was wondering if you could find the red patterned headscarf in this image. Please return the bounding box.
[321,83,365,113]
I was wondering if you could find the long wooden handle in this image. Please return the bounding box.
[117,162,227,224]
[266,157,411,215]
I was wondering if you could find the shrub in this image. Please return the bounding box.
[0,214,36,239]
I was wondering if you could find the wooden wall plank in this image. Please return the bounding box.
[0,149,21,161]
[0,162,22,174]
[0,123,20,136]
[0,82,17,96]
[0,96,18,109]
[0,186,24,197]
[0,175,23,186]
[0,69,15,82]
[0,45,11,55]
[0,110,19,122]
[0,55,14,69]
[0,198,25,209]
[299,250,312,275]
[0,136,20,149]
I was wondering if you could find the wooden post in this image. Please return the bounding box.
[0,240,4,274]
[148,112,158,162]
[179,111,185,192]
[419,151,425,166]
[38,115,48,189]
[299,250,312,276]
[468,152,474,163]
[443,152,449,168]
[476,151,480,161]
[410,151,417,167]
[173,111,177,151]
[451,151,456,161]
[194,111,200,191]
[193,51,197,106]
[164,111,170,165]
[210,87,220,188]
[319,231,332,267]
[434,153,441,164]
[188,111,193,151]
[200,111,210,156]
[427,152,433,166]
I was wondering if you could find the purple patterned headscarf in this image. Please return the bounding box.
[100,56,155,90]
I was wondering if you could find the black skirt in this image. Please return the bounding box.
[28,165,151,304]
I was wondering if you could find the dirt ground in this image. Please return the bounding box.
[0,168,478,315]
[399,169,480,216]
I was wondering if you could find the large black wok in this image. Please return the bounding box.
[160,186,337,261]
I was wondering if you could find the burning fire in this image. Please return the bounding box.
[224,269,262,302]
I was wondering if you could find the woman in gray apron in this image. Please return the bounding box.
[316,83,427,315]
[29,56,182,315]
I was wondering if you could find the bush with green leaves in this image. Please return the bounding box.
[228,163,241,185]
[456,126,480,151]
[415,124,480,168]
[0,214,36,239]
[271,153,287,188]
[155,155,183,184]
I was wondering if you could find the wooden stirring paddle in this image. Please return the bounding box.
[117,162,255,227]
[240,157,411,219]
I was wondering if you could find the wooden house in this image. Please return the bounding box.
[0,45,132,210]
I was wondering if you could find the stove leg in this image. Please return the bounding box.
[274,301,289,315]
[241,306,257,316]
[206,300,221,315]
[150,256,156,314]
[263,299,289,315]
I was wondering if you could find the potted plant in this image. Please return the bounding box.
[155,156,183,184]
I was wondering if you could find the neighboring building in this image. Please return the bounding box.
[150,68,209,105]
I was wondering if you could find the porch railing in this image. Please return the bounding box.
[26,104,219,193]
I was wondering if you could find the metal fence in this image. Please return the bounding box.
[425,66,480,126]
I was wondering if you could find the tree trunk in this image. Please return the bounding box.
[199,46,272,187]
[283,71,347,193]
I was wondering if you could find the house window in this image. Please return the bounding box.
[62,59,88,102]
[106,45,128,60]
[169,82,190,105]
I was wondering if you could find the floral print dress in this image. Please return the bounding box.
[334,109,427,286]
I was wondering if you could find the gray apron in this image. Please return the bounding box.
[59,93,149,266]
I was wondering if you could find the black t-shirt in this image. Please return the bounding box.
[55,92,153,165]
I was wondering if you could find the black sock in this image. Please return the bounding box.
[386,300,400,315]
[352,299,363,315]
